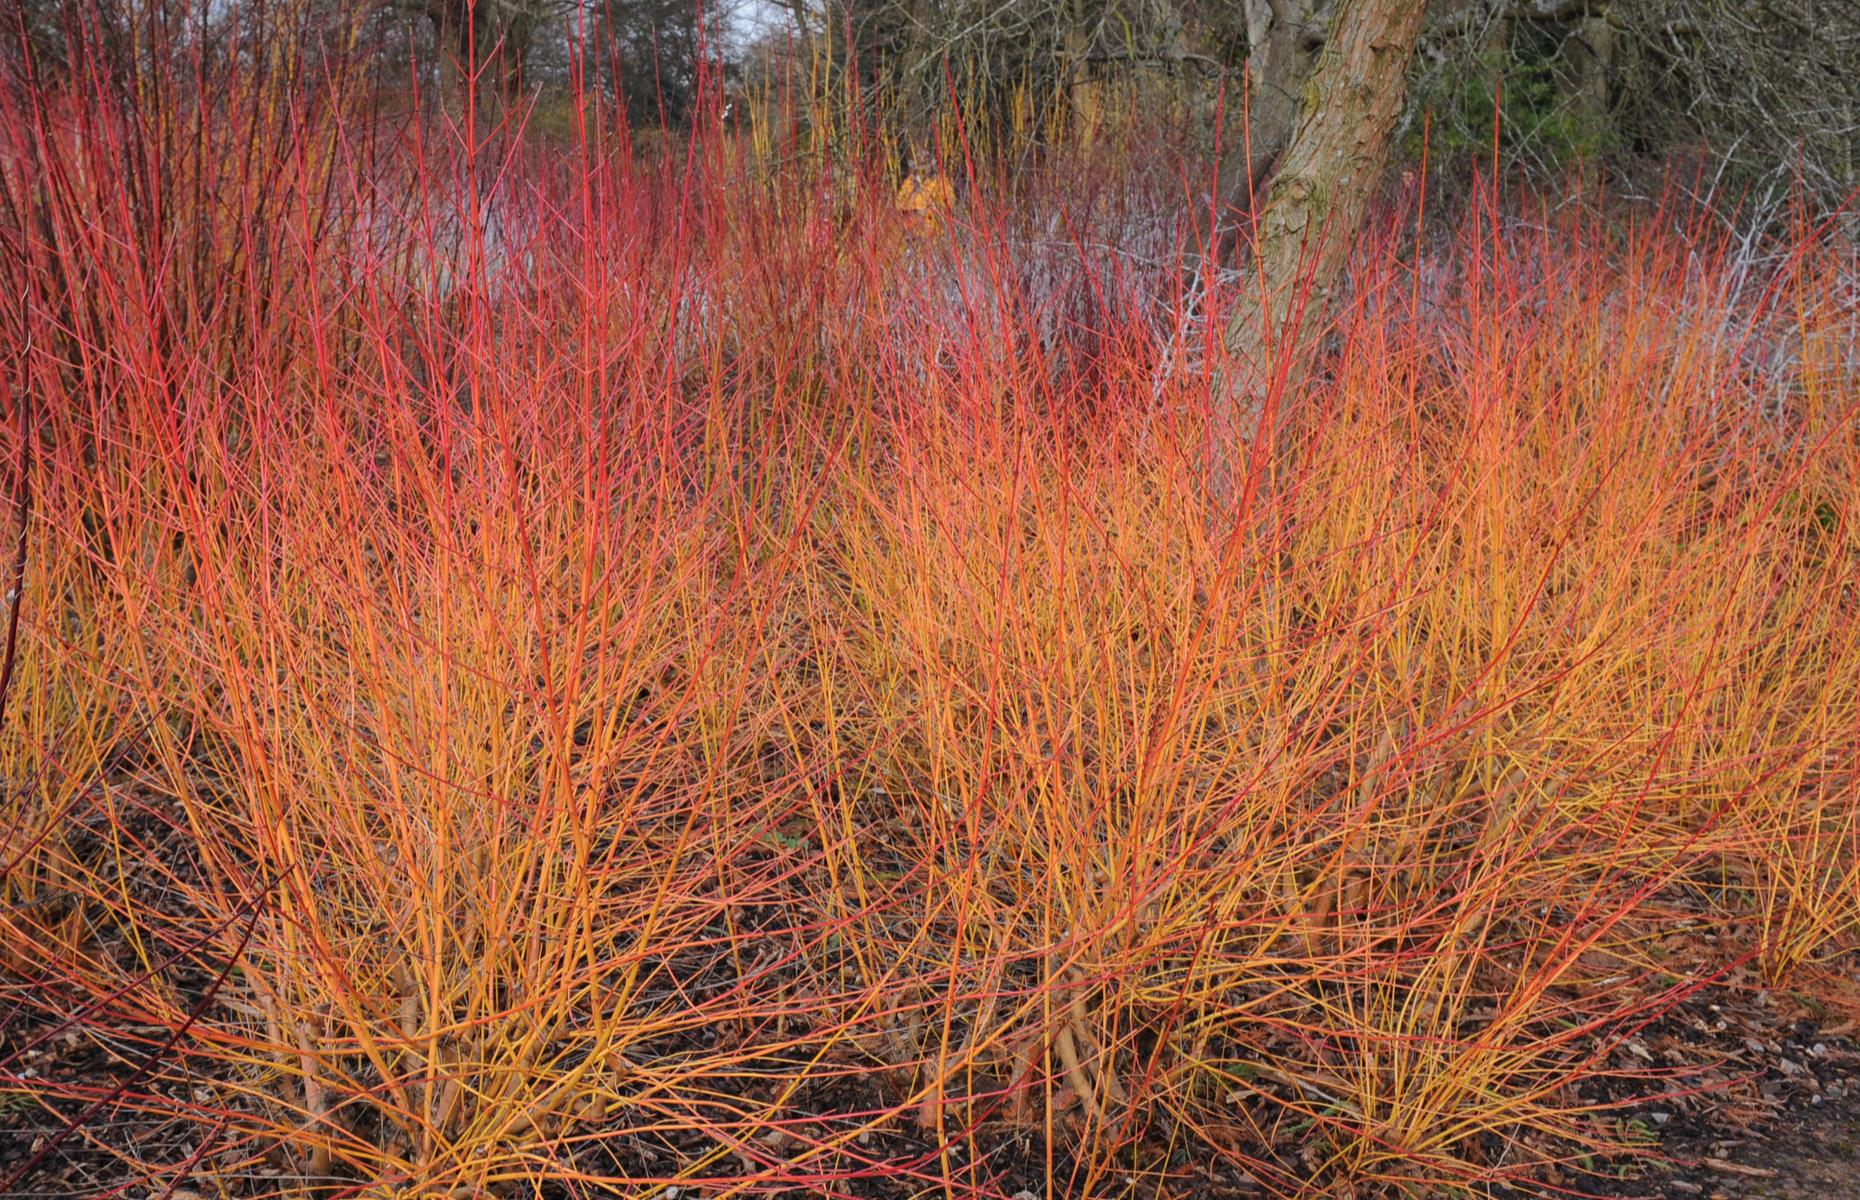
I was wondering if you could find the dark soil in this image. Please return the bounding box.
[8,894,1860,1200]
[1590,982,1860,1200]
[1606,1087,1860,1200]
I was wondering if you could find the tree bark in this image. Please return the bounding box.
[427,0,533,118]
[1186,0,1322,275]
[784,0,817,66]
[1064,0,1100,148]
[1210,0,1428,501]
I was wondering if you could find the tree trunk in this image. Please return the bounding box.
[784,0,818,72]
[429,0,532,119]
[1564,15,1613,128]
[1210,0,1428,500]
[1187,0,1322,274]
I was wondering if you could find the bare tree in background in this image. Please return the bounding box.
[593,0,729,126]
[1611,0,1858,207]
[387,0,545,111]
[771,0,1428,492]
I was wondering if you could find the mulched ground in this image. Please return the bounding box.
[9,979,1860,1199]
[1583,976,1860,1200]
[7,817,1860,1200]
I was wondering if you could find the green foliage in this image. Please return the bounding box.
[1404,34,1617,178]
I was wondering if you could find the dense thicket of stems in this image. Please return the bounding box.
[1,14,1856,1198]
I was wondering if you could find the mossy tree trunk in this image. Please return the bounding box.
[1211,0,1428,501]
